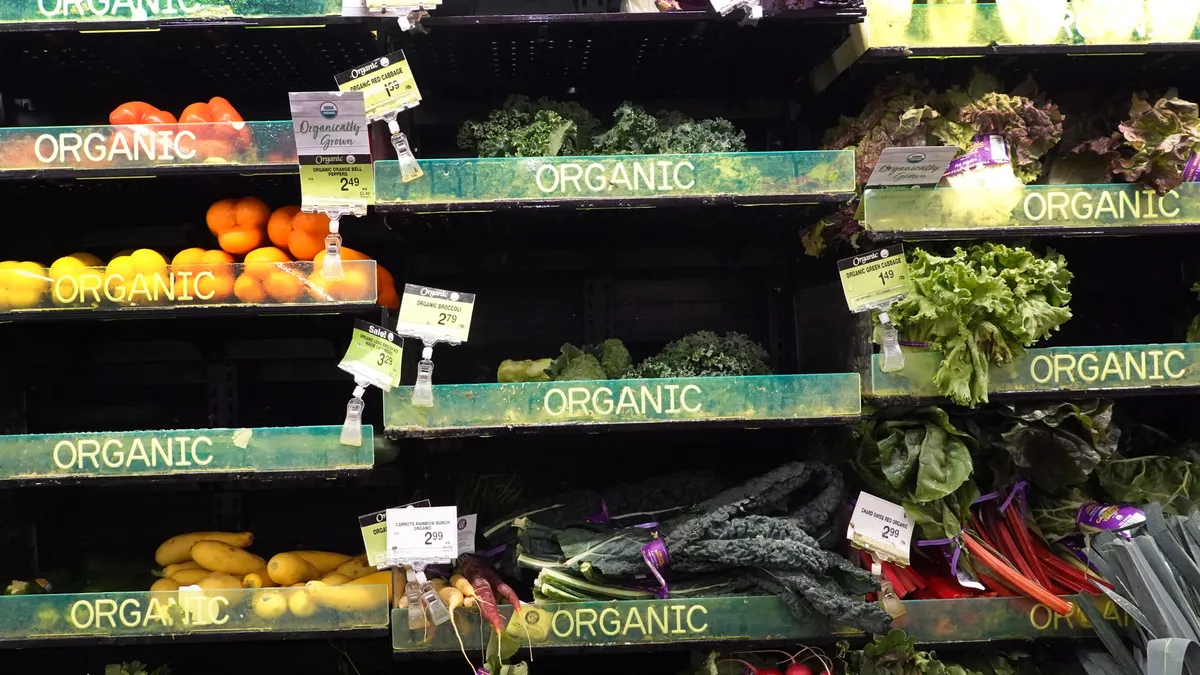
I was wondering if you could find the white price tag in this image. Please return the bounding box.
[457,514,477,555]
[865,146,960,188]
[386,505,458,565]
[846,491,915,566]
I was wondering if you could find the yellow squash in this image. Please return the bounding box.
[155,531,253,566]
[191,540,266,576]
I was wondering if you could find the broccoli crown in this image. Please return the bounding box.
[630,331,772,379]
[582,338,632,379]
[556,353,607,381]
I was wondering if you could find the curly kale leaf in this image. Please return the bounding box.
[838,630,984,675]
[457,95,599,157]
[935,70,1064,184]
[879,243,1072,407]
[591,102,746,155]
[546,343,607,381]
[630,331,771,379]
[1109,91,1200,194]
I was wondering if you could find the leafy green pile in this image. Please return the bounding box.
[630,330,771,378]
[592,102,747,155]
[1075,91,1200,195]
[855,407,979,541]
[458,98,745,158]
[457,95,601,158]
[880,243,1073,407]
[934,71,1065,185]
[104,664,169,675]
[837,631,1044,675]
[954,401,1120,492]
[1098,456,1200,514]
[546,339,633,381]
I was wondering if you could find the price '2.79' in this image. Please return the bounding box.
[437,313,458,326]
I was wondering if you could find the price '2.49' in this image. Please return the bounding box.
[340,176,361,192]
[424,531,444,545]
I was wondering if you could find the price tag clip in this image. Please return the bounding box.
[336,50,425,184]
[393,284,476,407]
[337,320,404,445]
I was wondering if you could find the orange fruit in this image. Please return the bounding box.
[233,274,267,304]
[218,229,263,256]
[327,267,372,301]
[199,250,235,274]
[195,271,235,302]
[267,205,302,249]
[265,269,305,303]
[206,199,239,234]
[171,247,206,270]
[235,197,270,229]
[243,247,292,281]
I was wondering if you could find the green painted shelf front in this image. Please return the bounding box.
[863,183,1200,238]
[391,595,1126,652]
[0,425,372,482]
[0,122,296,178]
[0,0,343,28]
[0,586,389,648]
[867,1,1200,52]
[383,374,862,437]
[373,151,856,211]
[870,343,1200,399]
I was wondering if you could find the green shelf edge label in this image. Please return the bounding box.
[0,425,372,480]
[374,151,856,206]
[383,374,862,433]
[0,0,341,23]
[867,2,1200,50]
[0,586,389,643]
[871,343,1200,398]
[391,595,1129,651]
[0,121,296,174]
[863,184,1199,233]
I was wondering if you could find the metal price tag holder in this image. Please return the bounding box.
[394,284,475,408]
[394,325,460,408]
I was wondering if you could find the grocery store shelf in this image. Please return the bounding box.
[0,425,371,485]
[0,0,353,31]
[420,7,865,26]
[869,343,1200,401]
[373,151,855,212]
[392,594,1122,653]
[0,260,377,321]
[383,373,862,438]
[863,183,1200,240]
[811,4,1200,94]
[0,122,296,180]
[0,586,390,649]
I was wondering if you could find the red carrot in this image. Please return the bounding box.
[478,560,524,615]
[963,531,1073,615]
[459,556,503,638]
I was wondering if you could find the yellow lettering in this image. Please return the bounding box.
[1030,604,1053,631]
[1165,351,1187,379]
[685,605,709,633]
[552,610,573,638]
[647,605,669,634]
[622,607,647,636]
[1095,191,1118,219]
[1125,351,1146,381]
[598,608,621,636]
[575,608,598,638]
[616,387,640,415]
[1053,354,1076,383]
[670,605,687,634]
[1100,352,1124,381]
[1030,355,1053,384]
[1078,353,1099,382]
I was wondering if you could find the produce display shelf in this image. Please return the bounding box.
[0,260,377,320]
[863,183,1200,239]
[0,585,390,649]
[383,374,862,438]
[419,8,866,26]
[0,0,350,32]
[0,425,372,485]
[865,2,1200,55]
[0,122,296,180]
[391,594,1128,653]
[373,151,856,213]
[869,343,1200,401]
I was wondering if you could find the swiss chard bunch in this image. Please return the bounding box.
[1078,91,1200,195]
[880,243,1073,407]
[856,407,980,542]
[934,71,1064,185]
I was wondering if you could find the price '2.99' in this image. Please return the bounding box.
[424,531,444,545]
[880,525,901,540]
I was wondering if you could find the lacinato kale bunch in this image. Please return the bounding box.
[879,243,1073,407]
[457,95,602,157]
[630,331,771,379]
[508,462,892,633]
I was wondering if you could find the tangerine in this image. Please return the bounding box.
[234,273,267,304]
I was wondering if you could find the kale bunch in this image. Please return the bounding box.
[457,95,602,157]
[591,102,747,155]
[631,331,771,379]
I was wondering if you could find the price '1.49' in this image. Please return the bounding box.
[878,269,896,284]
